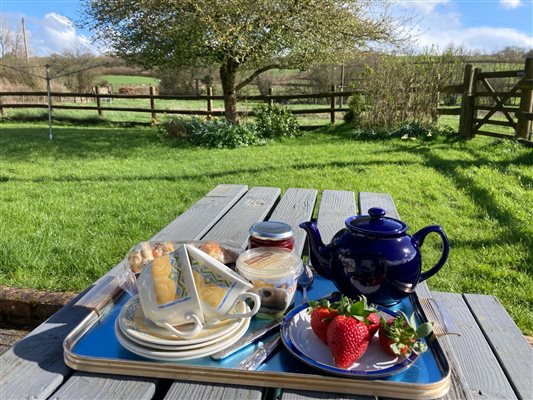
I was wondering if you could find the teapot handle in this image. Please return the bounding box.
[413,225,450,282]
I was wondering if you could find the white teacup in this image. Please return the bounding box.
[137,244,260,339]
[186,244,260,324]
[137,245,205,338]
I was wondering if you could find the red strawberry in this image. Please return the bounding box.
[326,315,370,369]
[308,300,339,344]
[379,312,433,358]
[366,312,381,338]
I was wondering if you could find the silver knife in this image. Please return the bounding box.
[211,319,281,360]
[236,334,281,370]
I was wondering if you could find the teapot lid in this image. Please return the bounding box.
[346,208,407,237]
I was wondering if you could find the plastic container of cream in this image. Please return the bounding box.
[236,247,303,319]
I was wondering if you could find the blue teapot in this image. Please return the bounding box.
[300,208,450,306]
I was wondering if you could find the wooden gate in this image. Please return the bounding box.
[459,57,533,141]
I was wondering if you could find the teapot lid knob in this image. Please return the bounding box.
[368,208,386,219]
[345,207,407,237]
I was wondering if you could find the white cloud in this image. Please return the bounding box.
[411,25,533,53]
[4,12,97,56]
[500,0,522,10]
[395,0,450,14]
[394,1,533,53]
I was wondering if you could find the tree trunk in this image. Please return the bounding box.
[220,60,239,124]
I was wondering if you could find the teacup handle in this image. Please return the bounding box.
[159,312,204,339]
[220,292,261,319]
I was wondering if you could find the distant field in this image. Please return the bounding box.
[99,74,160,87]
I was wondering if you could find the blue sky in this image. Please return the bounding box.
[1,0,532,57]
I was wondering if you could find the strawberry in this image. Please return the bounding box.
[366,312,381,338]
[326,315,370,369]
[336,295,382,339]
[308,300,339,344]
[379,311,433,358]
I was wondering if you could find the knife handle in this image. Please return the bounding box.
[237,335,281,370]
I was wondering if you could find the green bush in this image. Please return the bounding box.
[391,122,456,140]
[158,117,260,148]
[350,122,456,141]
[188,118,260,148]
[343,93,365,123]
[252,104,300,139]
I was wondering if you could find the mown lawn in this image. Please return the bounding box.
[0,121,531,335]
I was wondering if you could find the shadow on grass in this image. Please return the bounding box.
[388,142,533,275]
[0,124,183,161]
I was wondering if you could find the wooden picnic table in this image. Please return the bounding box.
[1,184,531,400]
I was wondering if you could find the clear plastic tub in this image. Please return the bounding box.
[236,247,303,319]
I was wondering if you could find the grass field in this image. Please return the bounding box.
[0,120,532,335]
[99,74,160,87]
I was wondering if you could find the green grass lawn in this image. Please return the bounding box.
[1,120,532,335]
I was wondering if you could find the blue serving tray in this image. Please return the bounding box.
[64,276,451,399]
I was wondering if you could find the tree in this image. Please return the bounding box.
[83,0,406,123]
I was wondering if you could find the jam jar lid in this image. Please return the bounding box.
[249,221,294,241]
[236,247,302,279]
[345,207,408,237]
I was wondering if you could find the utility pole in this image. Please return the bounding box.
[21,18,30,64]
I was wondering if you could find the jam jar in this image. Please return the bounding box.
[248,221,295,251]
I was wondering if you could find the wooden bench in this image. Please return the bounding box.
[1,185,531,400]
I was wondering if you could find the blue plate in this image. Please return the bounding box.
[281,303,418,379]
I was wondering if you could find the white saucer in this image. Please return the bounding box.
[118,310,247,351]
[118,295,245,346]
[115,314,251,361]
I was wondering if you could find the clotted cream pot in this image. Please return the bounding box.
[300,208,450,306]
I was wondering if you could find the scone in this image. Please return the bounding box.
[151,255,177,304]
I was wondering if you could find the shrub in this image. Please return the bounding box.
[349,122,456,141]
[253,104,300,139]
[158,117,260,148]
[343,93,366,124]
[157,117,190,140]
[355,49,464,130]
[189,118,260,148]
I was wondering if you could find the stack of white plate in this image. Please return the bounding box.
[115,295,251,361]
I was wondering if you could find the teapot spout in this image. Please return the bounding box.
[299,221,332,278]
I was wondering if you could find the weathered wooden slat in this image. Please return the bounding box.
[268,188,318,256]
[49,373,157,400]
[464,294,533,400]
[153,184,248,240]
[316,190,356,243]
[0,184,249,400]
[163,381,263,400]
[359,192,400,219]
[432,292,517,399]
[0,291,92,400]
[201,186,281,248]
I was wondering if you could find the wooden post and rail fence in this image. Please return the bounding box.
[1,57,532,143]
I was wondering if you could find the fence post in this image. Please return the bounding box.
[268,88,274,107]
[0,94,4,118]
[330,84,336,124]
[516,57,533,140]
[149,86,157,122]
[458,64,476,138]
[207,86,213,120]
[95,85,103,118]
